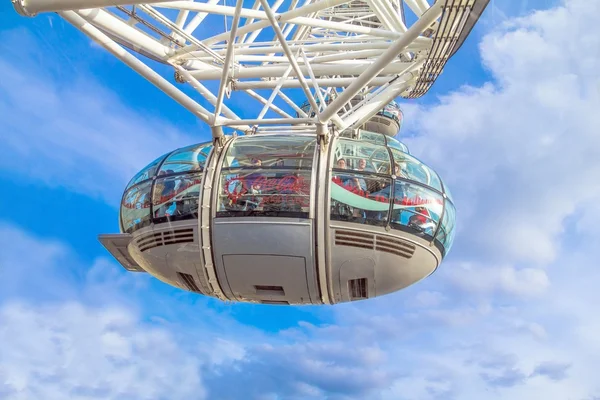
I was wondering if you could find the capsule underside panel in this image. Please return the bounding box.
[212,218,320,305]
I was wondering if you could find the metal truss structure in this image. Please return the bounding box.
[11,0,489,142]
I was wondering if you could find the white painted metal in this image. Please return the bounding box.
[12,0,482,136]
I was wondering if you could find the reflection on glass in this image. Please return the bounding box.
[386,136,410,154]
[158,142,212,175]
[436,200,456,252]
[358,130,386,146]
[391,148,442,192]
[335,138,391,174]
[222,135,316,169]
[330,172,391,225]
[121,181,152,233]
[218,169,311,216]
[153,173,202,223]
[389,181,443,237]
[126,154,167,189]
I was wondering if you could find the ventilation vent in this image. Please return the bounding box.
[136,228,194,252]
[349,278,368,300]
[335,230,374,250]
[261,300,290,305]
[177,272,201,293]
[375,235,416,259]
[334,229,415,259]
[254,285,285,296]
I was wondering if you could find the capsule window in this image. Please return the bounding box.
[334,138,391,174]
[126,153,167,189]
[389,181,444,239]
[217,135,316,218]
[391,148,442,192]
[152,173,202,224]
[121,181,153,233]
[158,142,212,175]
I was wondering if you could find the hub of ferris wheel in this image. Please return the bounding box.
[11,0,489,305]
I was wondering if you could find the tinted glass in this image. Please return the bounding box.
[126,154,167,189]
[389,180,444,237]
[217,135,315,218]
[334,138,391,175]
[222,135,316,169]
[386,136,410,153]
[330,171,391,225]
[358,130,386,146]
[218,169,312,216]
[158,142,212,175]
[391,148,442,192]
[436,200,457,252]
[153,173,202,223]
[121,181,152,233]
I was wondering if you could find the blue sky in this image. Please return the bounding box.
[2,0,600,399]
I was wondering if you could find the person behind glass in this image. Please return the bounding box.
[244,158,263,210]
[333,158,362,191]
[390,162,408,225]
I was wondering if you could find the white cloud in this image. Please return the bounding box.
[0,28,202,206]
[0,301,206,400]
[403,0,600,267]
[3,0,600,399]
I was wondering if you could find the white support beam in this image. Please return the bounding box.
[183,0,220,35]
[187,61,412,80]
[59,10,215,126]
[75,8,169,61]
[259,0,321,116]
[181,39,430,59]
[318,1,442,123]
[172,65,246,126]
[213,0,243,123]
[366,0,408,33]
[232,77,393,90]
[218,117,314,126]
[12,0,165,16]
[243,90,293,119]
[404,0,431,17]
[341,74,415,131]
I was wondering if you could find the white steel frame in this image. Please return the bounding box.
[12,0,484,141]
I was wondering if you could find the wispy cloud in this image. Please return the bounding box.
[0,27,203,207]
[2,0,600,399]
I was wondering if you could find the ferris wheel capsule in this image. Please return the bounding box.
[11,0,489,304]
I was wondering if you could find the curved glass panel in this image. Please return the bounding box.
[358,130,386,146]
[217,135,316,218]
[391,148,442,192]
[126,154,167,189]
[153,173,202,223]
[121,181,152,233]
[441,178,454,203]
[221,135,316,169]
[389,180,444,238]
[330,171,391,225]
[377,101,404,127]
[386,136,410,154]
[218,169,311,216]
[436,200,456,252]
[335,138,391,175]
[158,142,212,175]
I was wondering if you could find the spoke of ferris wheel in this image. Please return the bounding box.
[259,0,321,120]
[213,0,243,124]
[405,0,432,16]
[11,0,490,138]
[365,0,408,32]
[58,9,247,134]
[318,1,443,124]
